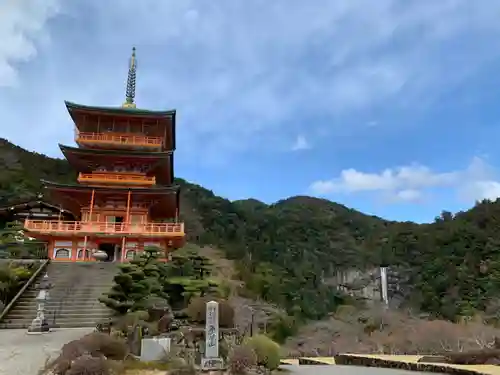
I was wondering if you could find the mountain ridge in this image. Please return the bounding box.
[2,137,500,325]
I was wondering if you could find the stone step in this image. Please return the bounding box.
[14,302,106,309]
[19,288,111,295]
[23,287,111,293]
[10,309,109,317]
[22,292,105,298]
[13,305,108,312]
[13,303,108,309]
[43,275,114,279]
[1,316,111,325]
[10,314,112,320]
[15,297,107,304]
[7,311,111,319]
[46,271,116,274]
[12,295,111,305]
[46,277,114,280]
[0,320,102,329]
[0,262,118,330]
[47,263,117,267]
[9,305,111,313]
[21,291,110,298]
[11,306,110,312]
[24,283,113,295]
[9,312,111,320]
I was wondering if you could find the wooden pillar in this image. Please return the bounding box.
[48,240,54,260]
[72,240,77,262]
[83,189,95,261]
[82,236,88,261]
[125,190,131,225]
[120,190,131,263]
[121,237,126,262]
[89,189,95,221]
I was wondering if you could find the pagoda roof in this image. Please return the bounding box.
[59,144,174,185]
[42,181,180,219]
[42,180,180,194]
[65,101,176,118]
[65,101,177,151]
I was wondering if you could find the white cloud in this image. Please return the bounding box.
[310,164,457,194]
[0,0,61,86]
[309,157,500,203]
[291,135,310,151]
[3,0,500,160]
[462,181,500,202]
[394,189,423,202]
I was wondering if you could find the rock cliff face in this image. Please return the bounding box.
[332,267,408,307]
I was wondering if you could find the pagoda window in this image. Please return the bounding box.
[115,122,127,133]
[55,248,70,259]
[130,215,143,224]
[84,213,99,222]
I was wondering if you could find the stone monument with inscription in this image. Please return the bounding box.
[201,300,224,370]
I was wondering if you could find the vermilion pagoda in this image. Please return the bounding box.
[24,48,185,262]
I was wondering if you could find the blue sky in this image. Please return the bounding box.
[2,0,500,223]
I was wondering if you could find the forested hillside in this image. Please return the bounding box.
[1,137,500,324]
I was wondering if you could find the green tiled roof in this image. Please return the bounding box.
[42,180,180,194]
[59,144,173,158]
[65,101,176,117]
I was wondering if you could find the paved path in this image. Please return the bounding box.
[0,327,93,375]
[0,328,446,375]
[283,365,445,375]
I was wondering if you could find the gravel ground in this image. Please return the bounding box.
[0,327,93,375]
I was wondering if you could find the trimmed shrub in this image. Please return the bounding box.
[79,332,128,360]
[66,355,109,375]
[40,333,128,375]
[267,312,299,343]
[228,345,257,374]
[244,335,280,371]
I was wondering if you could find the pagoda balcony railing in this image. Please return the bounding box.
[76,132,163,149]
[77,172,156,186]
[24,220,184,237]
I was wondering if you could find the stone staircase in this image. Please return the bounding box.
[0,262,117,329]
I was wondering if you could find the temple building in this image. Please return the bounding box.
[0,194,76,228]
[23,47,185,262]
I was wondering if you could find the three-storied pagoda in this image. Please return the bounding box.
[24,48,185,262]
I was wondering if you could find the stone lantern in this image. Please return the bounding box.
[27,272,51,334]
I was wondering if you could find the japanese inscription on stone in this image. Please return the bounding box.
[205,300,219,358]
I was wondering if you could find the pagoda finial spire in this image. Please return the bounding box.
[122,47,137,108]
